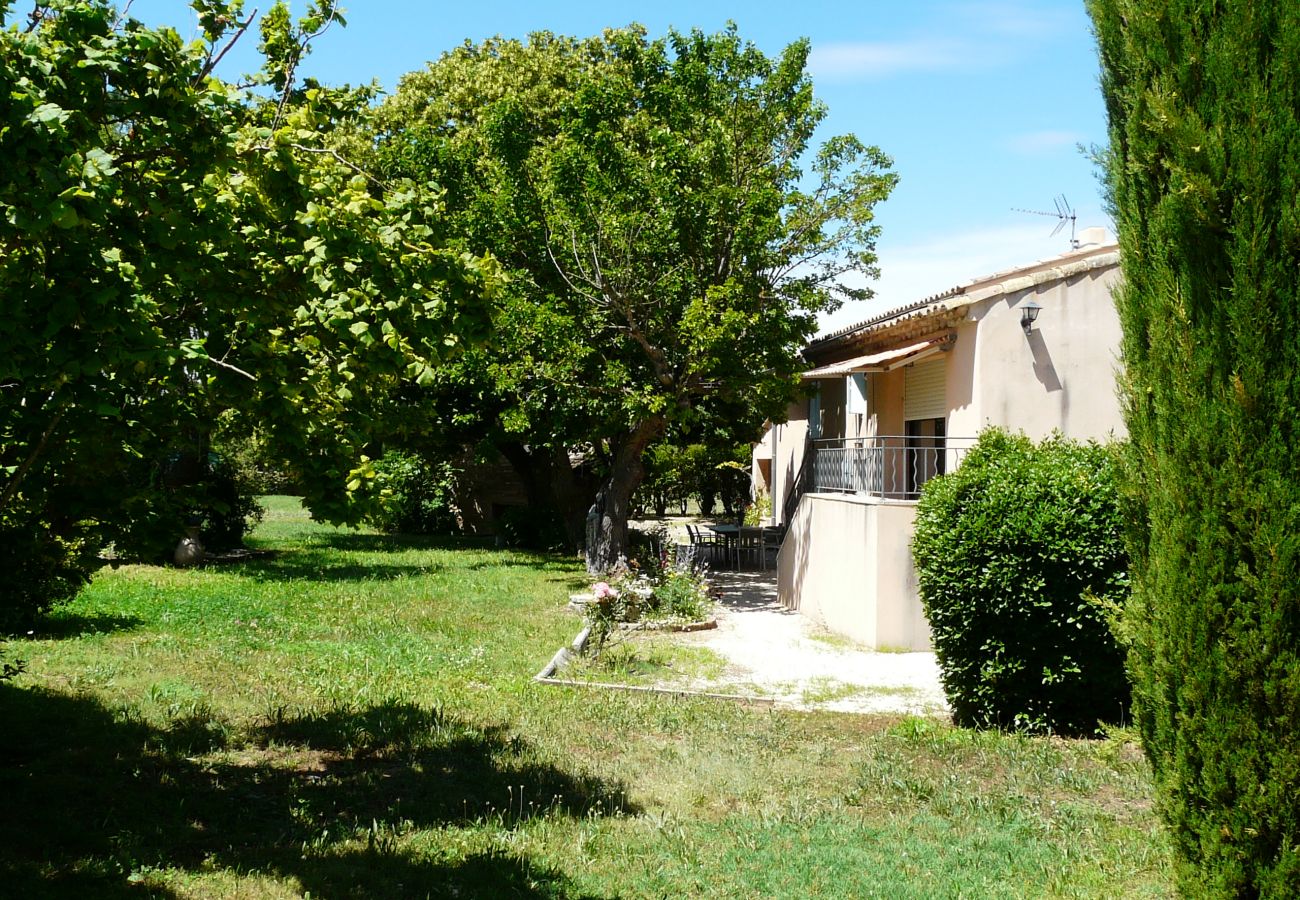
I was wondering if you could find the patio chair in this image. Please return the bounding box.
[686,525,722,569]
[734,526,764,570]
[760,525,785,570]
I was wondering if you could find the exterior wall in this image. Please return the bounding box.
[948,265,1125,441]
[872,366,907,436]
[776,492,932,651]
[752,398,811,526]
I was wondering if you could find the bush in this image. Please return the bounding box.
[200,454,265,552]
[912,429,1130,735]
[210,417,298,495]
[368,451,461,536]
[0,509,101,632]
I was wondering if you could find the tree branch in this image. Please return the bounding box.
[0,410,63,514]
[23,4,48,33]
[195,8,258,84]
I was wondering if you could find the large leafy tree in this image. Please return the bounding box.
[0,0,496,624]
[378,26,895,571]
[1089,1,1300,893]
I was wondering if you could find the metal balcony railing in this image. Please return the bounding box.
[807,435,975,500]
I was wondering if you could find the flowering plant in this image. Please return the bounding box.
[583,540,713,653]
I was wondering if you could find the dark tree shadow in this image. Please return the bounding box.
[1,687,627,899]
[307,532,496,554]
[23,611,145,640]
[465,556,585,574]
[226,548,443,583]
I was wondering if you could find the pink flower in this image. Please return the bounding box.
[593,581,620,600]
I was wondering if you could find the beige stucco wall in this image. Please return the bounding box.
[776,492,931,651]
[752,399,811,526]
[947,265,1125,442]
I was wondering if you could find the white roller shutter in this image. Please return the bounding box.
[845,373,868,415]
[903,358,946,421]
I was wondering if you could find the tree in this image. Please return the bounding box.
[1089,1,1300,892]
[0,0,496,625]
[378,26,895,572]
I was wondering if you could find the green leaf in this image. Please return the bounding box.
[28,102,69,126]
[50,201,79,228]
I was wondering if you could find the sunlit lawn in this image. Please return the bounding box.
[2,497,1173,898]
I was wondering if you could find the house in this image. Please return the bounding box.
[753,229,1123,651]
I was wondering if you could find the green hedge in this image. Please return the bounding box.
[912,429,1130,734]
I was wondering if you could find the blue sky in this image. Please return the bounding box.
[133,0,1111,335]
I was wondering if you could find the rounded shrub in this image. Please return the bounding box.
[912,428,1130,734]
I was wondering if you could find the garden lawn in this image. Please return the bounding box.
[2,497,1174,898]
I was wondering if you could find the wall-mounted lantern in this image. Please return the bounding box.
[1020,300,1042,335]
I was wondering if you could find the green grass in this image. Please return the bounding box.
[564,631,731,688]
[2,498,1174,898]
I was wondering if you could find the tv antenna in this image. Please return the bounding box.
[1013,194,1078,249]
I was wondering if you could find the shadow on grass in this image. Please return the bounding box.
[1,688,626,899]
[464,556,584,574]
[227,548,443,583]
[308,532,496,554]
[24,611,146,640]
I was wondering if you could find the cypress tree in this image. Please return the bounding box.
[1088,2,1300,893]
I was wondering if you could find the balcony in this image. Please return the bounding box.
[807,435,976,501]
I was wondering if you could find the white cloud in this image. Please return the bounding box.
[810,2,1078,84]
[948,1,1074,39]
[1005,130,1085,154]
[808,38,969,80]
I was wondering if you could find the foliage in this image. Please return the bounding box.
[0,511,100,632]
[743,492,772,526]
[377,26,895,573]
[0,1,496,617]
[211,412,299,495]
[366,450,460,535]
[636,438,754,518]
[1089,1,1300,892]
[638,443,688,517]
[196,454,265,551]
[912,429,1130,735]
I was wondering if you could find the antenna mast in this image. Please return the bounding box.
[1013,195,1078,249]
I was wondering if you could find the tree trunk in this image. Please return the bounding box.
[585,417,664,574]
[546,445,591,551]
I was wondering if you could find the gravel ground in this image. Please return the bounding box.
[667,569,951,717]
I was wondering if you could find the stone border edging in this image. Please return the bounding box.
[535,624,594,679]
[534,677,776,706]
[617,618,717,633]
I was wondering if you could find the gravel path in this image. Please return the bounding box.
[667,570,950,717]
